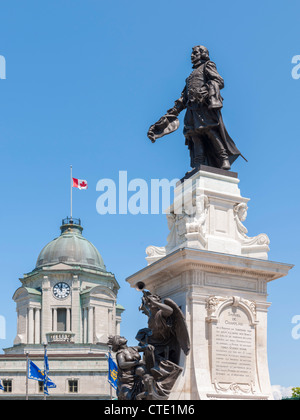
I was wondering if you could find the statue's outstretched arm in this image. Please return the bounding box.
[167,86,187,116]
[147,295,173,318]
[147,87,186,143]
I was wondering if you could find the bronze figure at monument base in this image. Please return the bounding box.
[108,290,190,400]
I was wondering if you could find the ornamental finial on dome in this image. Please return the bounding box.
[60,217,83,235]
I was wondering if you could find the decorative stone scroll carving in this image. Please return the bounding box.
[185,194,209,247]
[206,295,257,322]
[146,194,209,265]
[214,381,255,395]
[145,246,166,262]
[233,203,270,258]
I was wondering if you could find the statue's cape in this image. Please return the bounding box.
[147,114,180,143]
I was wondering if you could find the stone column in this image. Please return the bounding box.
[53,308,57,331]
[66,308,71,331]
[83,308,88,343]
[112,302,116,336]
[88,307,94,344]
[34,308,41,344]
[116,320,121,335]
[28,307,34,344]
[41,276,51,343]
[71,275,81,343]
[108,308,112,336]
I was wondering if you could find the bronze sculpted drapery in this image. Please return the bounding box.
[147,45,246,171]
[107,291,190,400]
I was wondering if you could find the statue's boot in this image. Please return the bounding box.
[216,146,231,170]
[208,129,231,170]
[191,136,206,167]
[221,158,231,170]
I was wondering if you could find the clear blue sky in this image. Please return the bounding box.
[0,0,299,388]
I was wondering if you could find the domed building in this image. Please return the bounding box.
[36,219,106,272]
[0,218,124,399]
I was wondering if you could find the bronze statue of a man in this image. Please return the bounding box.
[148,45,245,171]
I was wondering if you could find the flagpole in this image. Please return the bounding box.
[26,352,29,400]
[70,165,73,221]
[108,346,113,400]
[44,343,47,401]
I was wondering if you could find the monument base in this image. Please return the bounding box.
[127,169,293,400]
[127,248,292,400]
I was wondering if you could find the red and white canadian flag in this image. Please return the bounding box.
[72,178,88,190]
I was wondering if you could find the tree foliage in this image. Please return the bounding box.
[292,387,300,398]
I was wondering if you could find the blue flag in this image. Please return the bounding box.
[46,378,56,389]
[108,353,118,390]
[0,379,4,391]
[44,347,49,393]
[27,355,56,395]
[28,360,45,381]
[44,347,49,395]
[44,347,56,395]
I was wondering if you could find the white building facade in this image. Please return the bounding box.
[0,218,124,399]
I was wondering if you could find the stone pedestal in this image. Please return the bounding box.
[146,165,270,264]
[127,167,293,400]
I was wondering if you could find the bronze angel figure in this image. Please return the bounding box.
[107,291,190,400]
[135,291,190,399]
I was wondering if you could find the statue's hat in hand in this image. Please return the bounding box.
[147,114,180,143]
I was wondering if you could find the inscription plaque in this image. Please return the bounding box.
[212,305,255,385]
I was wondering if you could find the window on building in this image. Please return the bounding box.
[68,379,78,393]
[57,308,67,332]
[3,380,12,393]
[38,381,44,393]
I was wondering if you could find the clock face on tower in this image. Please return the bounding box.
[53,282,70,300]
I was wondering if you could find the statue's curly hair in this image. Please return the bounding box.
[107,335,123,352]
[193,45,210,61]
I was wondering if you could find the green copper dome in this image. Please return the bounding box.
[36,218,106,271]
